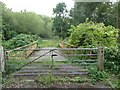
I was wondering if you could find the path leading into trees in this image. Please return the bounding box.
[3,47,111,88]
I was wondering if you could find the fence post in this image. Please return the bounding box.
[0,46,4,72]
[98,47,104,71]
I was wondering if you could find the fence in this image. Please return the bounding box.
[2,41,37,73]
[59,42,104,71]
[54,47,104,71]
[5,41,37,61]
[3,47,104,76]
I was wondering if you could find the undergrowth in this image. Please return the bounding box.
[35,75,85,86]
[88,67,108,85]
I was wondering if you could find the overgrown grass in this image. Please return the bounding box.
[35,74,86,86]
[87,66,120,88]
[2,59,28,84]
[38,39,60,48]
[88,66,108,85]
[3,57,28,77]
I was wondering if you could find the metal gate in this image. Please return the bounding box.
[4,47,103,77]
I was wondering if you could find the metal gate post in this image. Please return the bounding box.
[51,50,54,74]
[51,49,57,75]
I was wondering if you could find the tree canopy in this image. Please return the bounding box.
[1,1,53,40]
[70,2,118,28]
[53,2,70,39]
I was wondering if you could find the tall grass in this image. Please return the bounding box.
[38,39,60,48]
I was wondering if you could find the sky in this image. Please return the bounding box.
[1,0,74,17]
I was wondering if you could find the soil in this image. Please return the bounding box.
[3,79,111,88]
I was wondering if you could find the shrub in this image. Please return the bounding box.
[88,67,108,84]
[104,46,119,75]
[3,34,41,49]
[68,19,118,48]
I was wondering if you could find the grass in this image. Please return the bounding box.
[105,72,120,88]
[2,59,29,84]
[35,74,86,86]
[38,39,60,48]
[0,33,2,46]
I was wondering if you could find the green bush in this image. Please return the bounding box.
[68,19,118,48]
[88,67,108,84]
[3,34,41,49]
[104,46,119,75]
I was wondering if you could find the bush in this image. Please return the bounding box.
[3,34,41,49]
[88,67,108,84]
[68,19,118,48]
[104,46,119,75]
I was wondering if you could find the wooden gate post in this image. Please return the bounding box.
[0,46,4,72]
[98,47,104,71]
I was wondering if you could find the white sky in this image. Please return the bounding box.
[1,0,74,17]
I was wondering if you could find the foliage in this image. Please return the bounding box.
[3,34,40,49]
[68,20,118,48]
[1,1,17,40]
[88,67,108,84]
[53,2,70,39]
[35,74,59,85]
[0,73,2,84]
[4,60,26,75]
[2,59,28,84]
[118,2,120,44]
[1,2,53,40]
[69,2,100,25]
[70,2,118,28]
[104,46,120,75]
[68,76,85,83]
[109,79,120,88]
[0,33,2,45]
[35,75,85,85]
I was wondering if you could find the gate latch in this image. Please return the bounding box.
[51,54,57,57]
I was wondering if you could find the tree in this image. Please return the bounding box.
[69,2,101,25]
[93,2,118,27]
[118,1,120,44]
[53,2,70,39]
[70,2,118,28]
[1,1,16,40]
[1,1,53,40]
[40,15,53,38]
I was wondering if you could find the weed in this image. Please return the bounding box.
[68,76,85,83]
[35,74,59,85]
[35,74,85,86]
[88,66,108,84]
